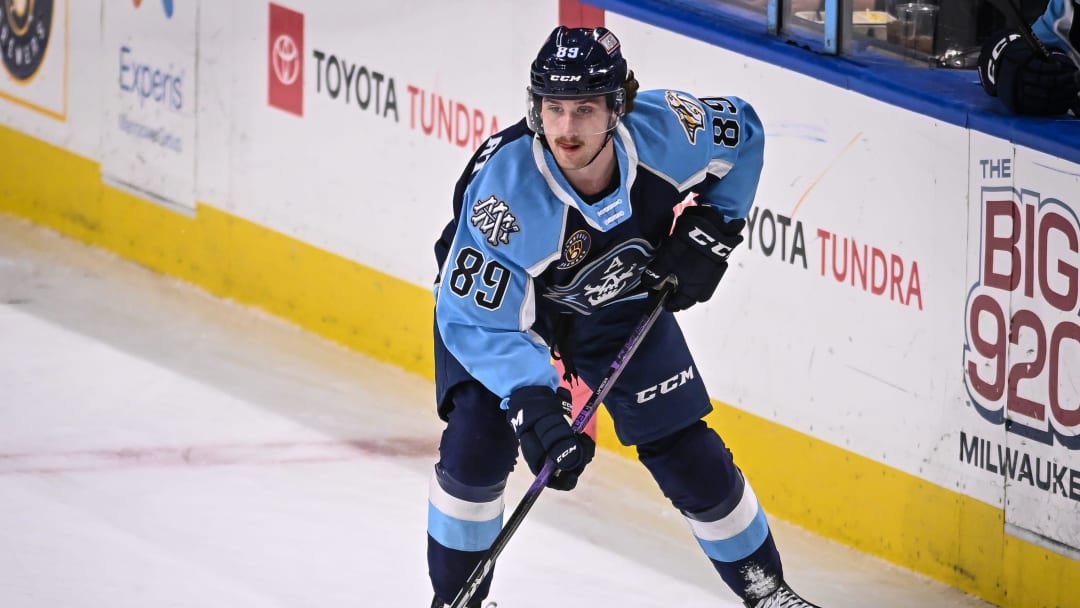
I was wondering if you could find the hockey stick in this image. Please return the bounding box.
[986,0,1052,58]
[985,0,1080,114]
[448,283,674,608]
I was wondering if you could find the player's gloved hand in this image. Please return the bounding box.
[979,33,1080,116]
[641,205,745,312]
[507,386,595,491]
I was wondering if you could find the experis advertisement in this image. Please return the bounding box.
[100,0,197,210]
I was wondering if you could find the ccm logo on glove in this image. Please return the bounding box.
[688,226,736,259]
[556,444,579,465]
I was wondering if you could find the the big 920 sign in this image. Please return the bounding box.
[962,142,1080,550]
[966,186,1080,445]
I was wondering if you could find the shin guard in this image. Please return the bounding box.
[427,382,518,604]
[637,420,783,600]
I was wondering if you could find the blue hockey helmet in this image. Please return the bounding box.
[529,26,627,98]
[527,26,628,133]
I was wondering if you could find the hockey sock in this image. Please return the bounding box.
[637,420,784,600]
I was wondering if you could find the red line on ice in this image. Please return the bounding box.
[0,436,438,475]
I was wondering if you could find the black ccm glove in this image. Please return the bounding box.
[507,386,595,491]
[979,33,1080,116]
[642,205,745,312]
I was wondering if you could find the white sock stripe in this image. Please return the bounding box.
[684,480,762,541]
[428,470,504,522]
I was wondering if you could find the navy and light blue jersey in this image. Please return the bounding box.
[433,89,764,403]
[1033,0,1079,64]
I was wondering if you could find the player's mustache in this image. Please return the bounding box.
[553,137,585,147]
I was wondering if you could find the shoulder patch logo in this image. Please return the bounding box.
[557,230,591,270]
[471,195,520,246]
[664,91,705,145]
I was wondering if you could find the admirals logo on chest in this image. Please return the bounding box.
[471,195,520,246]
[545,239,651,314]
[664,91,705,145]
[556,230,591,270]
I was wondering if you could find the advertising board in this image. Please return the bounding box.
[100,0,197,210]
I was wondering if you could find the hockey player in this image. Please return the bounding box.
[428,26,823,608]
[978,0,1080,115]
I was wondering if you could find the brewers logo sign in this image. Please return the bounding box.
[1,0,54,81]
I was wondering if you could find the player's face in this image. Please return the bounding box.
[540,96,614,171]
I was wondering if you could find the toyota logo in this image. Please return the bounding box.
[272,34,301,85]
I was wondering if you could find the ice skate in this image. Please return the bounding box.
[744,581,822,608]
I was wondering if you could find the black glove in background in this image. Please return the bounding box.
[979,32,1080,116]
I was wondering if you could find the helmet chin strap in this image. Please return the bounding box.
[564,116,620,172]
[579,130,615,171]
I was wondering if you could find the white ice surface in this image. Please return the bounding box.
[0,214,993,608]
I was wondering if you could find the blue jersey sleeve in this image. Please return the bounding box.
[688,95,765,223]
[628,90,764,223]
[1032,0,1080,65]
[435,144,564,404]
